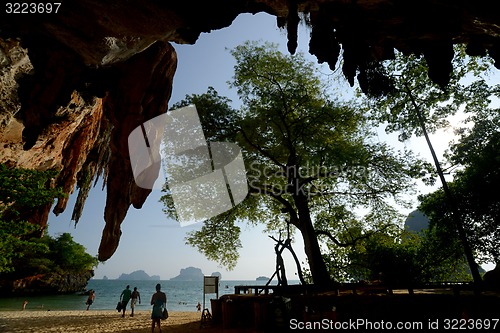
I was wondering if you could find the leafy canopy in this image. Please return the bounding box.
[364,45,499,141]
[0,164,97,275]
[332,218,470,284]
[364,44,500,276]
[419,115,500,266]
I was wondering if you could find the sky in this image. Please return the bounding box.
[46,13,490,281]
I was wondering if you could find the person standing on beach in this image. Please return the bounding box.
[86,290,95,310]
[130,287,141,317]
[120,285,132,317]
[151,283,167,333]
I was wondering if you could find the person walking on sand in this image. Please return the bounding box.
[22,300,28,310]
[151,283,167,333]
[120,285,132,317]
[86,290,95,310]
[130,287,141,317]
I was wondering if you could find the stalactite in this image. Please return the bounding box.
[286,0,300,54]
[309,11,340,71]
[98,41,177,261]
[71,110,112,226]
[422,41,454,90]
[341,44,358,87]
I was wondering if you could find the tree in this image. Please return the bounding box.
[0,218,47,274]
[342,223,470,284]
[0,164,63,273]
[363,46,496,141]
[50,233,98,272]
[363,45,500,286]
[419,113,500,268]
[162,41,425,286]
[0,164,97,276]
[449,112,500,266]
[0,164,64,215]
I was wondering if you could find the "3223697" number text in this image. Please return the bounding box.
[5,2,61,14]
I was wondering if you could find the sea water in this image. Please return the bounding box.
[0,279,287,312]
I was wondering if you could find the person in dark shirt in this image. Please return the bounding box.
[120,285,132,317]
[151,283,167,333]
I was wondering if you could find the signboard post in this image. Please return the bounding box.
[203,276,219,310]
[201,276,219,327]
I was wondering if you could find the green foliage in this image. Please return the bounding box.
[50,233,98,272]
[0,219,48,273]
[0,164,97,277]
[364,44,500,280]
[415,62,500,267]
[352,229,470,284]
[169,87,239,143]
[0,164,65,214]
[185,211,242,270]
[318,207,402,282]
[228,41,424,216]
[419,126,500,265]
[303,217,470,284]
[365,45,499,141]
[323,215,470,284]
[5,232,98,277]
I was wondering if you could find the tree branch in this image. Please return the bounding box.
[240,127,284,168]
[316,229,378,247]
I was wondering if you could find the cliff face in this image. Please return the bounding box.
[0,38,108,229]
[1,1,500,262]
[0,270,94,296]
[170,267,205,281]
[0,37,176,260]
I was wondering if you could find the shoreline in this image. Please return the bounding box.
[0,310,211,333]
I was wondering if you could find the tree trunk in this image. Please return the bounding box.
[294,193,331,287]
[407,87,483,290]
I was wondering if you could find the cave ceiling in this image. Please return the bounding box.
[1,0,500,261]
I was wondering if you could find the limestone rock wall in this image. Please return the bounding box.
[0,38,176,261]
[0,270,94,296]
[0,38,107,230]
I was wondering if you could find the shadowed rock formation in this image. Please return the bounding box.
[484,264,500,290]
[0,270,94,296]
[98,41,176,260]
[2,0,500,261]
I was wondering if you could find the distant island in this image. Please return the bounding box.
[170,267,204,281]
[117,270,160,280]
[169,267,222,281]
[256,276,270,281]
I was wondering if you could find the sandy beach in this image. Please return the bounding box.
[0,310,222,333]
